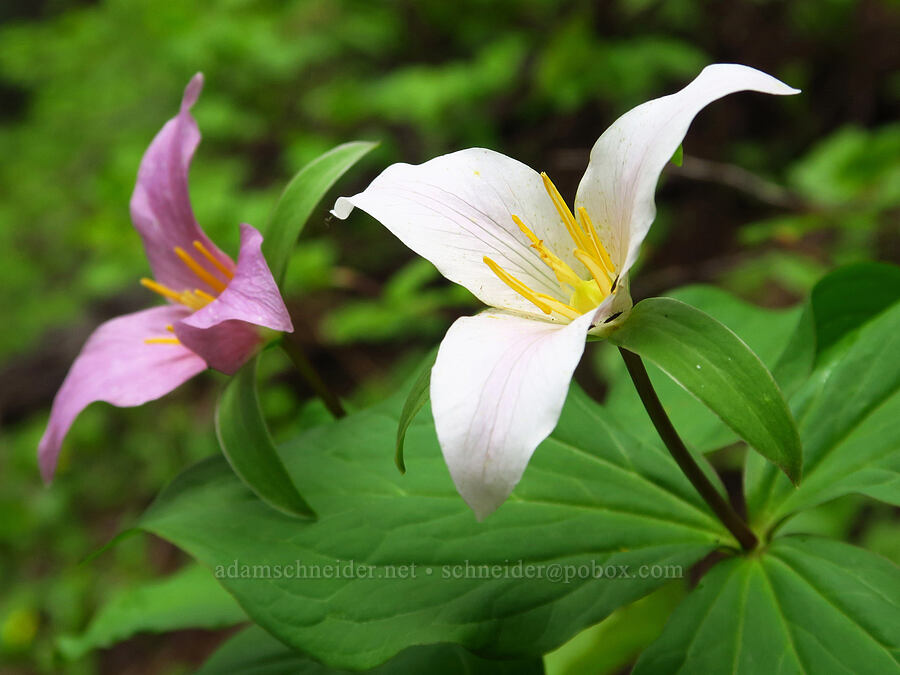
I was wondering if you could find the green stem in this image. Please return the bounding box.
[281,336,346,419]
[618,347,757,552]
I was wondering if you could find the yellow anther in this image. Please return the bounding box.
[484,256,584,320]
[144,337,181,345]
[173,246,227,293]
[512,214,582,288]
[577,207,615,276]
[532,292,581,320]
[484,172,618,323]
[192,240,234,280]
[541,172,592,253]
[511,214,542,247]
[165,324,175,332]
[573,249,612,292]
[193,289,217,304]
[483,256,552,315]
[141,278,185,305]
[177,291,206,311]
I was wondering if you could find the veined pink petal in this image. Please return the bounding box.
[174,224,293,375]
[38,306,207,482]
[431,309,596,519]
[129,73,236,295]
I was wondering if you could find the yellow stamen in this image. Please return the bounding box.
[144,337,181,345]
[532,292,581,320]
[173,246,228,293]
[573,249,613,293]
[512,215,582,288]
[177,291,206,311]
[511,214,541,247]
[483,172,619,324]
[141,278,186,305]
[141,278,216,313]
[483,256,553,315]
[165,324,175,332]
[577,207,615,276]
[192,240,234,279]
[541,172,592,253]
[194,288,217,304]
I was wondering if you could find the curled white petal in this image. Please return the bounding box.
[431,309,596,519]
[575,63,799,279]
[333,148,584,317]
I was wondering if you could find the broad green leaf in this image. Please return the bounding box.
[746,300,900,530]
[769,301,816,399]
[770,262,900,396]
[216,357,314,519]
[608,297,801,483]
[57,564,245,661]
[808,261,900,364]
[197,626,544,675]
[745,262,900,530]
[544,582,685,675]
[141,381,729,669]
[395,350,436,473]
[633,537,900,674]
[600,266,898,458]
[264,141,377,284]
[600,285,803,453]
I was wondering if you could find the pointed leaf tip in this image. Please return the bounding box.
[264,141,378,285]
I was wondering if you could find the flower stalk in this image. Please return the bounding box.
[281,335,346,419]
[618,347,757,551]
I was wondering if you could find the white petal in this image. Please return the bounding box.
[333,148,584,317]
[575,63,799,278]
[431,309,595,519]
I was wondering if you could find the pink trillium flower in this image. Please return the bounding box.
[333,64,798,519]
[38,74,293,482]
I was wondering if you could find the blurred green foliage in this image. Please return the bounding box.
[0,0,897,672]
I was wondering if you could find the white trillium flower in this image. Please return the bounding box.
[333,64,799,519]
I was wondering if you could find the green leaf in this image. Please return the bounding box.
[770,262,900,394]
[263,141,377,284]
[746,300,900,529]
[197,626,544,675]
[600,285,803,453]
[808,261,900,364]
[608,297,802,483]
[670,143,683,167]
[216,357,315,519]
[769,301,816,399]
[633,537,900,674]
[57,564,245,661]
[395,350,436,473]
[543,582,685,675]
[141,380,729,669]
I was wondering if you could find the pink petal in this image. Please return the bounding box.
[38,306,207,482]
[174,224,293,375]
[129,73,236,295]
